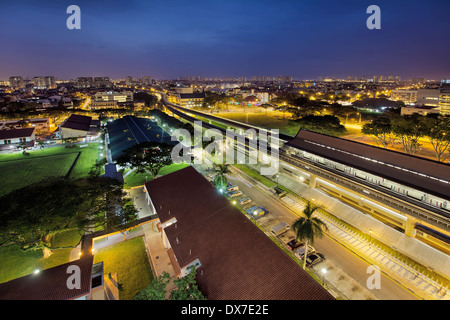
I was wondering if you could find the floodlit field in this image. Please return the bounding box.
[214,111,300,136]
[0,142,100,197]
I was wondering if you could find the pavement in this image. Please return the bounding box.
[231,164,450,300]
[123,162,450,300]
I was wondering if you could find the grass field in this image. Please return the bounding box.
[0,142,101,283]
[214,111,300,136]
[0,229,82,284]
[93,236,153,300]
[123,162,190,188]
[0,142,100,197]
[0,153,78,197]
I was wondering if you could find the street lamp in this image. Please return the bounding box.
[321,268,327,286]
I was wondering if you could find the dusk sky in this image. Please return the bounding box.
[1,0,449,80]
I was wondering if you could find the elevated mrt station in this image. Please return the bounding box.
[281,130,450,253]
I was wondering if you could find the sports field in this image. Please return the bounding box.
[0,142,101,197]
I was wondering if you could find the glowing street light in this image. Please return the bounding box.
[321,268,327,285]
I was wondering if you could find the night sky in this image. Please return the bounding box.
[1,0,449,80]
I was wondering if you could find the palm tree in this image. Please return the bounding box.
[213,164,230,192]
[292,201,328,270]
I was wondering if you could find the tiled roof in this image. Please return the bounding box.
[61,114,92,132]
[179,93,206,99]
[0,235,94,300]
[0,128,35,139]
[0,255,94,300]
[286,130,450,199]
[145,166,334,300]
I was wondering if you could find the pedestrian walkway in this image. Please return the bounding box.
[274,174,450,300]
[231,164,450,300]
[141,221,177,295]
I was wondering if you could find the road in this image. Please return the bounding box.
[233,171,417,300]
[194,160,418,300]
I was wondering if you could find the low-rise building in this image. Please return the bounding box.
[59,114,100,140]
[0,127,35,151]
[390,89,418,105]
[90,100,118,110]
[93,91,133,104]
[176,92,205,108]
[143,166,334,300]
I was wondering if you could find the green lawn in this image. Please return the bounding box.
[0,153,78,197]
[0,229,82,284]
[123,162,190,188]
[93,236,153,300]
[215,112,300,136]
[0,143,101,282]
[0,142,101,196]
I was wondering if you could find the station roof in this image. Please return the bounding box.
[286,130,450,199]
[107,115,175,162]
[144,166,334,300]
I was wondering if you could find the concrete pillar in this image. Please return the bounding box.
[405,216,417,237]
[309,174,317,188]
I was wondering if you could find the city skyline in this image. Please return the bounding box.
[1,0,450,80]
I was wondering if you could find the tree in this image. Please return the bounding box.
[0,177,130,254]
[133,92,159,108]
[169,266,206,300]
[292,202,328,270]
[213,164,230,191]
[391,115,425,155]
[134,271,171,300]
[361,116,393,149]
[422,114,450,162]
[116,141,174,178]
[16,141,29,154]
[62,136,78,148]
[328,103,357,123]
[293,115,346,136]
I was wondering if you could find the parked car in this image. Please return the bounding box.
[270,222,290,237]
[227,190,243,198]
[294,245,316,259]
[226,185,239,192]
[286,239,303,251]
[238,197,252,206]
[306,252,325,267]
[246,206,269,219]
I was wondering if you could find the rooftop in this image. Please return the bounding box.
[60,114,93,132]
[107,115,175,162]
[144,166,334,300]
[286,130,450,200]
[0,255,94,300]
[0,127,35,139]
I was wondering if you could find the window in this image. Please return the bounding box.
[3,139,11,145]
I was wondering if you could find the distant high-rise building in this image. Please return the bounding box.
[410,78,426,84]
[142,76,152,85]
[76,77,94,88]
[93,77,112,88]
[125,76,132,86]
[33,76,56,89]
[9,76,24,89]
